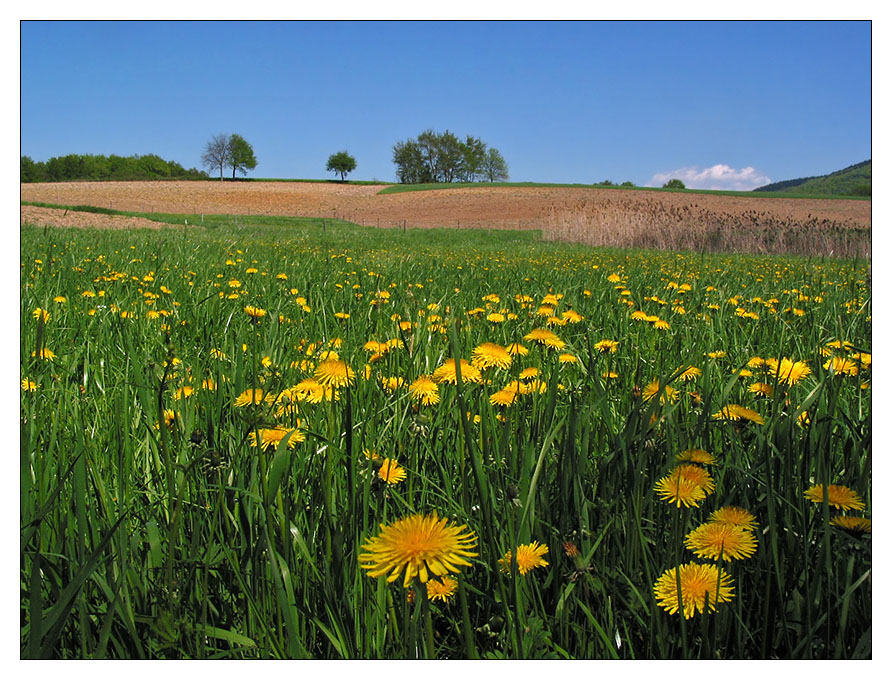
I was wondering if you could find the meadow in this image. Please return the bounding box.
[20,216,871,659]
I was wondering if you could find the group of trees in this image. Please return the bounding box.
[20,153,208,183]
[201,133,258,180]
[392,130,509,184]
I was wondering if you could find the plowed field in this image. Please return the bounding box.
[21,180,871,232]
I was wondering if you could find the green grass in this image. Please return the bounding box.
[21,217,871,659]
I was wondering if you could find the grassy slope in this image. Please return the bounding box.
[754,160,871,196]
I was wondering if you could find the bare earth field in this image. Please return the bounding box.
[21,180,871,233]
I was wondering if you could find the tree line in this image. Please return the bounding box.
[392,129,508,184]
[20,153,208,183]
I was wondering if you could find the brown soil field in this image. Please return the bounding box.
[21,181,871,233]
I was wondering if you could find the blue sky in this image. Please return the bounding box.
[20,20,871,189]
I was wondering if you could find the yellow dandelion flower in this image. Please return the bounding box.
[523,328,566,349]
[654,466,714,508]
[234,388,266,407]
[426,576,458,602]
[53,296,67,304]
[378,458,407,485]
[21,378,38,392]
[676,449,715,465]
[243,305,267,319]
[642,380,678,404]
[829,516,871,533]
[558,353,578,365]
[561,309,584,323]
[408,375,440,405]
[174,386,195,400]
[766,357,810,385]
[32,307,50,323]
[489,387,519,407]
[594,339,619,353]
[653,563,735,618]
[505,342,529,357]
[314,359,355,388]
[823,356,859,377]
[804,484,866,511]
[518,367,540,381]
[685,522,757,561]
[498,541,549,575]
[249,425,304,450]
[32,348,56,361]
[708,507,758,531]
[707,351,727,359]
[472,342,513,370]
[712,404,765,425]
[432,359,483,385]
[677,366,701,381]
[358,512,478,587]
[748,382,774,397]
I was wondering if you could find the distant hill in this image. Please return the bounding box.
[754,160,871,196]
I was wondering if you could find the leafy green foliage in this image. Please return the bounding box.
[325,151,357,181]
[754,160,871,197]
[20,154,208,183]
[20,216,870,659]
[662,178,686,190]
[392,130,508,184]
[228,134,258,179]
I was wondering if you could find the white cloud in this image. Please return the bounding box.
[647,164,771,191]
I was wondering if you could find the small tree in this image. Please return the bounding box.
[481,148,509,182]
[326,151,357,181]
[202,134,231,180]
[228,134,258,179]
[663,178,686,189]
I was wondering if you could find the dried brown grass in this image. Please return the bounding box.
[542,197,871,258]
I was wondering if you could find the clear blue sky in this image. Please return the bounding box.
[20,20,871,189]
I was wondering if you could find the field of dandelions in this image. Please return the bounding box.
[21,216,871,659]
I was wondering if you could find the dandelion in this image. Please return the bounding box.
[641,380,678,404]
[677,366,701,381]
[766,357,810,385]
[174,386,195,400]
[804,484,866,511]
[561,309,584,323]
[432,359,483,385]
[234,388,266,407]
[314,359,355,388]
[685,522,757,561]
[408,375,440,405]
[654,466,714,508]
[243,305,267,320]
[594,339,619,353]
[21,378,37,392]
[653,563,735,618]
[523,328,566,349]
[378,458,407,485]
[31,348,56,361]
[426,576,458,602]
[823,356,860,377]
[32,307,50,323]
[498,541,549,575]
[748,382,774,397]
[358,512,478,587]
[489,386,520,407]
[712,404,765,425]
[505,342,529,357]
[676,449,715,465]
[708,506,758,530]
[249,425,305,450]
[294,378,337,403]
[472,342,513,370]
[829,516,871,533]
[563,541,580,558]
[707,351,727,359]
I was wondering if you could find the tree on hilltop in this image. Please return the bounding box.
[663,178,686,189]
[481,148,509,182]
[326,151,357,181]
[202,134,231,180]
[228,134,258,179]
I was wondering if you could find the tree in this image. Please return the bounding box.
[326,151,357,181]
[481,148,509,182]
[228,134,258,179]
[392,130,508,184]
[202,134,231,180]
[663,178,686,189]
